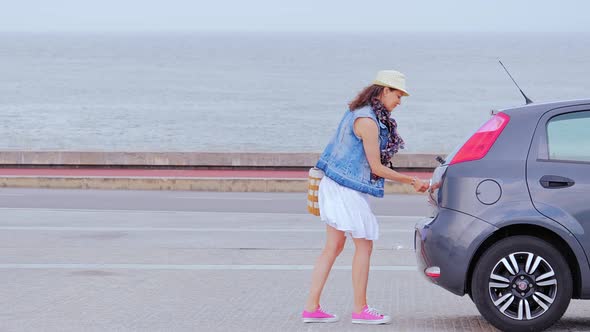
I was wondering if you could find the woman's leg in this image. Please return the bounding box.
[304,225,346,311]
[351,237,373,313]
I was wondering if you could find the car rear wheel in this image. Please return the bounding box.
[471,236,572,332]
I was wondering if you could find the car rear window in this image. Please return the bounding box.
[547,111,590,162]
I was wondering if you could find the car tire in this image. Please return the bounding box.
[471,236,572,332]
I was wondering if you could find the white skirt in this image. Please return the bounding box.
[318,176,379,240]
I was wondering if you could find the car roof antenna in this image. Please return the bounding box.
[499,60,533,105]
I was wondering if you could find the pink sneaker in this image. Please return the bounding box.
[351,305,391,325]
[301,305,339,323]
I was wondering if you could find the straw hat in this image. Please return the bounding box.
[373,70,409,96]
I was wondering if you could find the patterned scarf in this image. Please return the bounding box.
[370,98,405,180]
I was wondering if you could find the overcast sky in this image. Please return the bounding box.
[2,0,589,33]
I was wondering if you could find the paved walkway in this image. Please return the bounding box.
[2,190,589,331]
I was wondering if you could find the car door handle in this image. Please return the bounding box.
[539,175,575,189]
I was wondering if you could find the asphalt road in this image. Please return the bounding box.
[1,188,589,331]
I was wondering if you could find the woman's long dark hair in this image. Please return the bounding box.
[348,85,385,111]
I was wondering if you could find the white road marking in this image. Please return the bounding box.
[0,226,413,233]
[175,196,294,201]
[0,263,417,271]
[0,207,424,219]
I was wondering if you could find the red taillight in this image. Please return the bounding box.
[425,266,441,278]
[449,113,510,165]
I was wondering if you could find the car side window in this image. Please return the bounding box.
[547,111,590,162]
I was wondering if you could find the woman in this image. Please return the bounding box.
[302,70,429,325]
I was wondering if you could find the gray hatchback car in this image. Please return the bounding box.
[415,99,590,332]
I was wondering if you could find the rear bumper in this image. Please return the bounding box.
[414,208,497,296]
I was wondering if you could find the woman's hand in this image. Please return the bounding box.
[412,177,429,193]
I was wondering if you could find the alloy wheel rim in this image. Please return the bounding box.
[488,251,558,320]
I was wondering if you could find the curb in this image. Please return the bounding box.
[0,176,421,194]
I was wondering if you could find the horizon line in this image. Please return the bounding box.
[0,29,587,34]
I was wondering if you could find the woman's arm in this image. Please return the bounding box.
[354,118,429,192]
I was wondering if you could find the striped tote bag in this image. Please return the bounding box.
[307,167,324,216]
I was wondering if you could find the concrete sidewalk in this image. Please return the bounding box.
[0,168,433,193]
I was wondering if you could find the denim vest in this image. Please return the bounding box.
[316,106,389,197]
